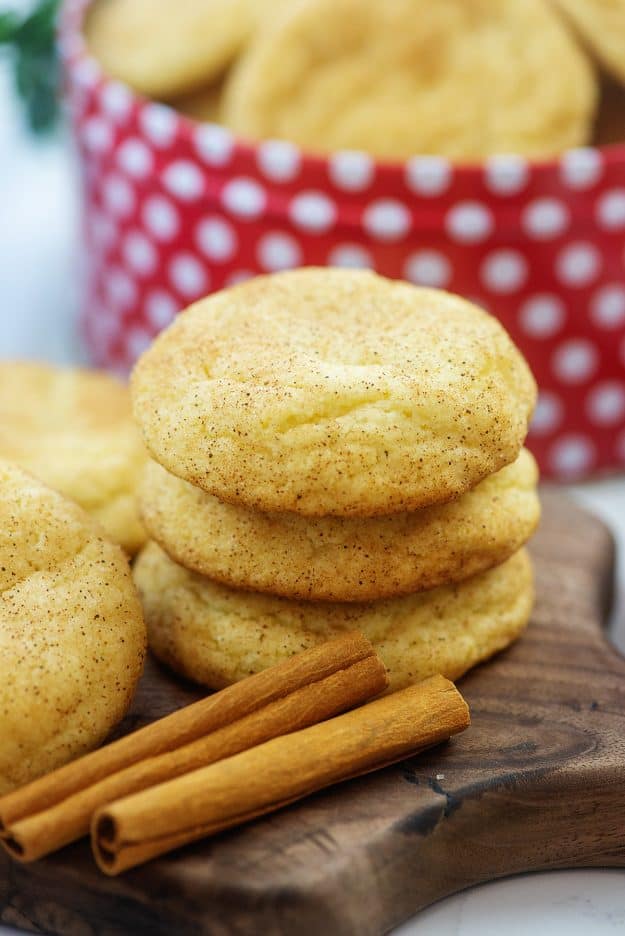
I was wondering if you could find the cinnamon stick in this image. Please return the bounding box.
[92,674,470,875]
[0,632,387,862]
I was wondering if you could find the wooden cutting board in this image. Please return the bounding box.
[1,490,624,935]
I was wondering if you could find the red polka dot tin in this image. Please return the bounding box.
[61,0,625,480]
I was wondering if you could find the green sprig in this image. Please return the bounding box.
[1,0,62,133]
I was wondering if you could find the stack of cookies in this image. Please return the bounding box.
[131,269,539,692]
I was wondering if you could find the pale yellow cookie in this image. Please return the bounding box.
[134,543,533,692]
[0,361,147,555]
[222,0,596,160]
[139,450,540,602]
[0,459,146,794]
[551,0,625,87]
[85,0,288,99]
[131,269,537,517]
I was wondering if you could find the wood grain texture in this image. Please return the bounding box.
[1,489,624,935]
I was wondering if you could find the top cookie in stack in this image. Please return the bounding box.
[132,268,535,517]
[131,269,539,690]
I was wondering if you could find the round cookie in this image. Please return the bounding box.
[0,361,147,555]
[134,543,533,692]
[222,0,596,160]
[0,459,146,795]
[85,0,288,99]
[139,450,540,602]
[551,0,625,87]
[131,269,537,517]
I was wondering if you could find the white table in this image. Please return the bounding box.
[1,52,624,936]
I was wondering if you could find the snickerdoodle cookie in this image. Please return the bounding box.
[0,361,146,554]
[222,0,596,159]
[85,0,287,98]
[131,269,536,517]
[0,459,146,794]
[139,449,539,602]
[134,543,533,692]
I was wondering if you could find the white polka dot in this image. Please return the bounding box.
[145,290,179,330]
[552,339,598,383]
[591,284,625,329]
[404,250,451,288]
[141,195,180,241]
[139,103,178,148]
[405,156,452,196]
[597,189,625,230]
[105,267,137,309]
[126,327,153,360]
[90,212,117,251]
[221,177,267,219]
[122,230,158,276]
[587,381,625,425]
[555,242,601,287]
[549,435,596,477]
[363,199,411,242]
[519,295,566,338]
[446,202,493,244]
[522,199,569,240]
[484,155,529,195]
[162,160,204,201]
[116,138,153,179]
[529,391,564,436]
[73,57,100,88]
[102,173,135,217]
[83,116,113,153]
[101,81,133,122]
[257,232,302,272]
[196,216,238,262]
[227,269,255,285]
[194,124,234,166]
[289,191,336,233]
[329,151,375,191]
[327,244,373,269]
[84,162,99,191]
[88,311,118,348]
[169,253,208,297]
[68,86,89,122]
[481,250,527,294]
[257,140,301,182]
[561,148,603,190]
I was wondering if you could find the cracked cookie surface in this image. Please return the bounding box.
[131,268,536,517]
[0,459,146,794]
[139,449,540,601]
[0,361,147,554]
[134,543,532,692]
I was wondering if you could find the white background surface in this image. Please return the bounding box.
[1,29,625,936]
